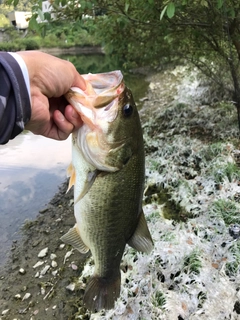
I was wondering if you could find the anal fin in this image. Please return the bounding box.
[60,224,89,254]
[127,209,154,254]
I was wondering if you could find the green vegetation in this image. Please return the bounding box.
[3,0,240,126]
[152,290,166,308]
[225,241,240,276]
[183,250,202,275]
[210,199,240,226]
[0,19,100,51]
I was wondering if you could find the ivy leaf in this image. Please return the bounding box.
[160,5,167,20]
[167,2,175,19]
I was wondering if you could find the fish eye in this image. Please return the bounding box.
[123,104,133,117]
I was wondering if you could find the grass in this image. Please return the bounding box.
[225,241,240,276]
[182,250,202,275]
[210,199,240,226]
[152,291,166,308]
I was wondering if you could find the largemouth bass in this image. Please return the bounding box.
[62,70,153,312]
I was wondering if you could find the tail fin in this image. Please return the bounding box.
[83,273,121,312]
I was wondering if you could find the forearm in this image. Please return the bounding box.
[0,52,31,144]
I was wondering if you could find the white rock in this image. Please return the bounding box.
[38,247,48,258]
[52,270,58,276]
[41,287,46,295]
[19,268,26,275]
[66,283,75,291]
[59,244,65,250]
[33,261,45,269]
[35,272,40,278]
[22,293,31,301]
[14,294,21,299]
[40,265,50,275]
[52,305,57,310]
[50,253,57,260]
[63,250,74,264]
[2,309,9,315]
[51,261,57,268]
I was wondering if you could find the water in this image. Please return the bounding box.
[0,53,149,265]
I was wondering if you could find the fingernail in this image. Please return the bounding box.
[58,112,65,121]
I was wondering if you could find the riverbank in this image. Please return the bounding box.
[0,66,240,320]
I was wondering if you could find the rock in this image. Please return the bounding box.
[66,283,76,291]
[2,309,9,315]
[18,268,26,275]
[51,261,57,268]
[59,244,65,250]
[40,265,50,276]
[33,261,45,269]
[50,253,57,260]
[63,250,74,264]
[38,247,48,258]
[39,208,48,214]
[22,293,31,301]
[14,294,21,300]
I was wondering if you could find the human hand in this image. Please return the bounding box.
[17,51,86,140]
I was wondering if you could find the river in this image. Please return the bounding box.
[0,53,149,265]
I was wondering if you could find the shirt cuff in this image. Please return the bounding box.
[8,52,31,102]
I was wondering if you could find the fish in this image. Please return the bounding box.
[61,70,153,312]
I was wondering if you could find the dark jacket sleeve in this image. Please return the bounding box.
[0,52,31,144]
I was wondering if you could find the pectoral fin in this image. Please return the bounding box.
[60,224,89,254]
[127,209,154,254]
[66,163,76,192]
[75,170,99,204]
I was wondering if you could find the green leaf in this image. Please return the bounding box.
[148,0,154,4]
[217,0,223,9]
[44,12,51,21]
[160,5,167,20]
[28,16,39,32]
[228,7,235,18]
[38,9,44,21]
[167,2,175,19]
[61,0,67,6]
[13,0,18,6]
[200,0,208,6]
[125,1,130,13]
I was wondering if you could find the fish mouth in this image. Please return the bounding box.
[65,70,125,127]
